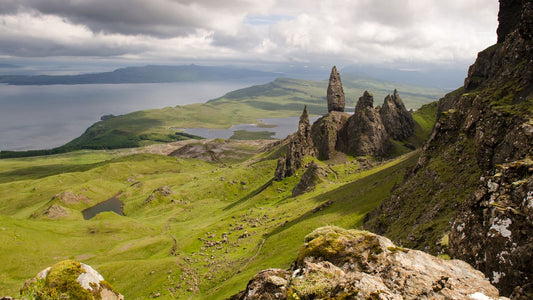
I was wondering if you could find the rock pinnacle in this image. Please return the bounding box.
[327,66,345,112]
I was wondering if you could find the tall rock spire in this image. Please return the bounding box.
[327,66,345,112]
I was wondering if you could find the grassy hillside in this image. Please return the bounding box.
[0,77,443,158]
[0,141,420,299]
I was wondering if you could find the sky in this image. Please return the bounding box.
[0,0,499,73]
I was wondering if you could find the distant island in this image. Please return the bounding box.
[0,65,276,85]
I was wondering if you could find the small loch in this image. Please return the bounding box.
[82,197,124,220]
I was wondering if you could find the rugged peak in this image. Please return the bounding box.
[355,90,374,111]
[343,91,391,157]
[274,106,316,181]
[497,0,523,43]
[380,90,415,140]
[327,66,345,112]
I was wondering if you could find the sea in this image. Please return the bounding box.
[0,78,306,151]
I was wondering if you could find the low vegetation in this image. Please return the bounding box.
[0,139,419,299]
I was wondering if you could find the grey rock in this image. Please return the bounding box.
[327,66,345,112]
[232,227,507,300]
[379,89,415,140]
[342,91,391,157]
[274,106,316,180]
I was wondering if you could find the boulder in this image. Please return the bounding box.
[21,260,123,300]
[232,227,507,300]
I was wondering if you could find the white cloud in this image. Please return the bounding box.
[0,0,499,66]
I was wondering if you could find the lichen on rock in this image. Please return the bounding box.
[232,226,507,300]
[21,260,123,300]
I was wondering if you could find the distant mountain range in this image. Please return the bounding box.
[0,65,277,85]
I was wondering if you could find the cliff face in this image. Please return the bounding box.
[364,1,533,296]
[230,227,506,300]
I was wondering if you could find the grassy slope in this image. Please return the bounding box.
[0,144,419,299]
[53,77,442,151]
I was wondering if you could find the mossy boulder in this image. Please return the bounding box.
[233,226,505,299]
[21,260,123,300]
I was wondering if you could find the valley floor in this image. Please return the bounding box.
[0,140,417,299]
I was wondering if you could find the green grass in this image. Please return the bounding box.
[0,142,418,299]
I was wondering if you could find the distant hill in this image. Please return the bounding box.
[0,76,443,158]
[0,65,276,85]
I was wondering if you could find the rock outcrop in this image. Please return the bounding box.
[343,91,391,157]
[274,106,316,180]
[274,66,416,181]
[291,161,327,196]
[450,159,533,298]
[380,89,416,140]
[326,66,345,112]
[231,226,507,300]
[310,111,350,160]
[364,1,533,296]
[21,260,124,300]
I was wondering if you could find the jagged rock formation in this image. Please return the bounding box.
[380,89,416,140]
[21,260,124,300]
[230,227,507,300]
[275,76,415,181]
[342,91,391,157]
[310,111,350,160]
[326,66,345,112]
[274,106,316,180]
[364,1,533,296]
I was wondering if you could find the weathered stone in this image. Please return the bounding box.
[380,89,415,140]
[310,111,350,160]
[274,106,316,180]
[327,66,345,112]
[292,161,326,196]
[21,260,124,300]
[497,0,523,43]
[342,91,391,157]
[232,227,507,300]
[450,159,533,297]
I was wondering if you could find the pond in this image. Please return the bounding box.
[82,197,124,220]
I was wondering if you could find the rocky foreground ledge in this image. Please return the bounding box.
[230,226,508,300]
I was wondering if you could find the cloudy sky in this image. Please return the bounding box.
[0,0,498,70]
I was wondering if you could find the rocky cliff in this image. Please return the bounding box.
[230,226,507,300]
[275,67,415,181]
[364,1,533,297]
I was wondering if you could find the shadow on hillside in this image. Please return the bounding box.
[265,156,415,238]
[0,162,105,184]
[223,179,274,211]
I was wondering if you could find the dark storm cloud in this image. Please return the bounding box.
[2,0,257,37]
